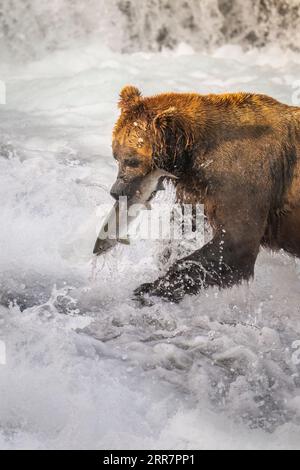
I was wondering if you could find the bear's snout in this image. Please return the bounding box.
[110,177,141,200]
[110,178,127,200]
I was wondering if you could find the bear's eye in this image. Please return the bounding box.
[124,158,140,168]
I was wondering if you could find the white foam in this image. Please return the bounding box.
[1,43,300,450]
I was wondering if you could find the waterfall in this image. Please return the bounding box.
[0,0,300,61]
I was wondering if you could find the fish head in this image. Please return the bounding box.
[93,237,114,256]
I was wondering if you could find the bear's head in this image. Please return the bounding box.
[110,85,196,200]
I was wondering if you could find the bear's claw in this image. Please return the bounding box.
[133,278,185,305]
[133,260,205,305]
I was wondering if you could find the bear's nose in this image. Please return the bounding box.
[110,187,119,200]
[110,187,122,200]
[110,179,128,200]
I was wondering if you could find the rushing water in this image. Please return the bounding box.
[1,41,300,448]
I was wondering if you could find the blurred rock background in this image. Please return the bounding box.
[0,0,300,61]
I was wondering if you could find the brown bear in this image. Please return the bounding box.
[111,85,300,303]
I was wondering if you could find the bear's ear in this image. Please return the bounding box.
[153,107,177,133]
[152,106,195,160]
[119,85,142,111]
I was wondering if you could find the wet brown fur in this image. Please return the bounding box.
[112,86,300,302]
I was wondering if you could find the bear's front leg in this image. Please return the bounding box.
[134,257,208,303]
[134,232,260,303]
[134,180,270,305]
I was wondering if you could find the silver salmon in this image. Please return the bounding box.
[93,169,177,256]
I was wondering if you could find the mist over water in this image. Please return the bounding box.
[1,0,300,60]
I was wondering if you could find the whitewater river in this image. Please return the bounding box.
[1,43,300,449]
